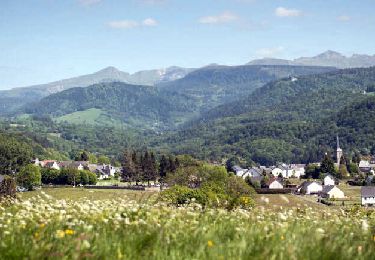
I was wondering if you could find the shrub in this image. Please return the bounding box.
[0,176,16,198]
[16,164,41,191]
[80,171,89,185]
[87,171,98,185]
[41,168,60,184]
[159,185,209,206]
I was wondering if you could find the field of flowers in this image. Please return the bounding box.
[1,191,375,259]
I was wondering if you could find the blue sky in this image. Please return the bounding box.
[0,0,374,89]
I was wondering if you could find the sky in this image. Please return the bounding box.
[0,0,374,89]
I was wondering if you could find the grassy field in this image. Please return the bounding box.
[55,108,123,127]
[17,187,157,203]
[1,188,374,259]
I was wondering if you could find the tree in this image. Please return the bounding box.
[168,156,176,173]
[348,163,359,175]
[159,155,168,181]
[98,155,111,165]
[41,168,60,184]
[305,164,320,179]
[0,176,16,198]
[17,164,41,191]
[352,152,361,164]
[121,151,137,183]
[225,157,240,172]
[338,164,349,179]
[320,153,335,174]
[80,171,89,185]
[0,134,33,176]
[75,151,89,161]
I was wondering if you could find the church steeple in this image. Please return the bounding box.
[336,135,343,165]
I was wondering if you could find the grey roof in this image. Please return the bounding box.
[361,186,375,197]
[321,185,335,193]
[232,166,243,172]
[0,175,5,183]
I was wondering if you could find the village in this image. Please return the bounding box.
[231,137,375,207]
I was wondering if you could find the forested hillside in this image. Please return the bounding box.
[152,67,375,165]
[24,82,198,130]
[159,65,335,111]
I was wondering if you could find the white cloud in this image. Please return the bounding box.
[256,46,284,57]
[78,0,101,6]
[337,15,351,22]
[199,12,239,24]
[142,18,158,26]
[275,7,302,17]
[107,18,158,29]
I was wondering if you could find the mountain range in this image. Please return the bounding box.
[248,50,375,68]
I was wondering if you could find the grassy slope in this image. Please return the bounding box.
[55,108,124,127]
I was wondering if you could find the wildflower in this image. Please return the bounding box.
[281,235,284,240]
[358,245,362,253]
[82,240,91,249]
[65,229,75,235]
[361,220,369,231]
[39,223,46,229]
[34,232,39,239]
[373,235,375,242]
[316,228,325,234]
[55,230,65,238]
[207,240,214,247]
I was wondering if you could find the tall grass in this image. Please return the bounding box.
[0,192,374,259]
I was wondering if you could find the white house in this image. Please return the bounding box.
[290,164,306,178]
[271,166,284,178]
[298,181,323,195]
[44,161,60,170]
[361,186,375,206]
[266,179,283,189]
[323,175,335,186]
[232,166,248,177]
[320,185,345,199]
[359,160,375,173]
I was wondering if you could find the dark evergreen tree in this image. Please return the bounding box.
[320,153,335,174]
[159,155,168,180]
[121,151,137,183]
[168,156,176,173]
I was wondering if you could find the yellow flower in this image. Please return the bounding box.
[55,230,65,238]
[373,235,375,242]
[207,240,214,247]
[65,229,75,235]
[39,223,45,229]
[34,232,39,239]
[281,235,285,240]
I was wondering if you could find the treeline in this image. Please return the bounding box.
[41,168,97,186]
[121,150,180,184]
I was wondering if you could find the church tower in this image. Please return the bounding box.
[336,135,343,165]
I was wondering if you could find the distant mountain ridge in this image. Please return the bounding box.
[248,50,375,68]
[0,66,194,115]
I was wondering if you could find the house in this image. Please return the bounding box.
[298,181,323,195]
[361,186,375,206]
[271,166,284,178]
[232,166,248,177]
[323,174,335,186]
[59,161,88,171]
[290,164,306,178]
[32,158,41,166]
[43,161,60,170]
[266,178,283,189]
[359,160,375,173]
[90,164,117,180]
[320,185,345,199]
[271,164,305,179]
[242,167,262,179]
